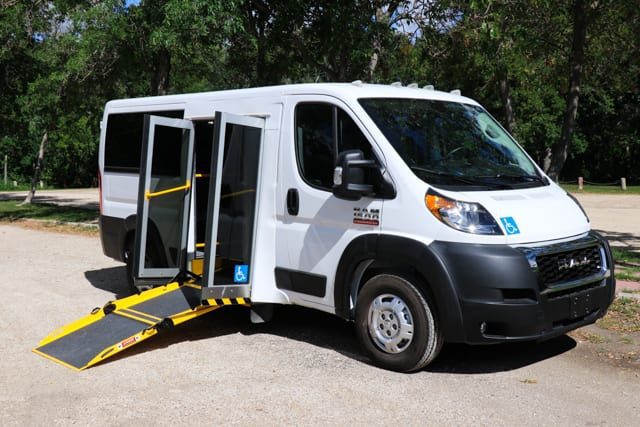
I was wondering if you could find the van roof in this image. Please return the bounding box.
[105,83,481,109]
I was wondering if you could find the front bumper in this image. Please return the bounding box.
[430,232,615,344]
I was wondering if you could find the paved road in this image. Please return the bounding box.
[1,223,639,425]
[0,188,99,210]
[574,193,640,251]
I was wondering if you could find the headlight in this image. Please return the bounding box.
[425,189,503,235]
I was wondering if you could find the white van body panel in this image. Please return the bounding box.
[99,83,596,313]
[275,94,385,312]
[246,126,290,305]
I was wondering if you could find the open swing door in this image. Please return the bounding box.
[31,114,264,371]
[201,112,265,301]
[133,115,195,286]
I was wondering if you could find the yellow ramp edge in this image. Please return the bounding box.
[33,282,250,371]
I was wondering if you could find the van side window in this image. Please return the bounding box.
[295,103,374,190]
[104,110,183,173]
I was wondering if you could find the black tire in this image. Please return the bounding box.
[355,274,442,372]
[123,237,138,294]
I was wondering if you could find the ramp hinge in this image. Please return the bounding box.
[103,302,116,315]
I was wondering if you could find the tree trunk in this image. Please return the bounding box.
[256,19,267,85]
[21,131,48,205]
[543,0,590,181]
[368,8,383,81]
[499,78,516,134]
[368,50,379,81]
[150,48,171,96]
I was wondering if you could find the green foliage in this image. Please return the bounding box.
[0,0,638,187]
[562,184,640,194]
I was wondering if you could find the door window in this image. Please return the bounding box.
[295,103,374,191]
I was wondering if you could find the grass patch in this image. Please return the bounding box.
[611,247,640,283]
[18,220,99,236]
[562,184,640,194]
[0,182,53,191]
[612,247,640,265]
[597,297,640,333]
[617,269,640,282]
[0,200,98,223]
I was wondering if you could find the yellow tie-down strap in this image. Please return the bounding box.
[33,282,250,371]
[145,180,191,200]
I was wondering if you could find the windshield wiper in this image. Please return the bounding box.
[410,166,511,189]
[473,174,549,186]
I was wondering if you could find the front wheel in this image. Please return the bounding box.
[355,274,442,372]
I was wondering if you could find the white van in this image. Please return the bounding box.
[98,83,615,371]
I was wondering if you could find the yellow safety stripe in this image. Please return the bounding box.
[32,348,84,372]
[145,181,191,200]
[116,309,161,325]
[120,307,162,321]
[112,310,157,326]
[203,297,251,307]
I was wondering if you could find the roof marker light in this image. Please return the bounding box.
[391,81,402,87]
[351,80,363,87]
[450,89,461,96]
[423,85,434,91]
[407,83,419,88]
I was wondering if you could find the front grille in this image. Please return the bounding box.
[537,245,602,286]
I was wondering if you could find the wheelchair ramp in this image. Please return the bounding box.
[33,282,250,371]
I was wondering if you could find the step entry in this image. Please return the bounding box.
[33,283,250,371]
[34,111,265,370]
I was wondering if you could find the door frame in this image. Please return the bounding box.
[201,111,266,300]
[134,115,195,281]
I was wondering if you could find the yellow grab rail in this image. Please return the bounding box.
[220,189,255,200]
[145,181,191,200]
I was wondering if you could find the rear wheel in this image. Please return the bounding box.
[123,237,138,294]
[355,274,442,372]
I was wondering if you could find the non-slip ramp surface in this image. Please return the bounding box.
[33,283,246,371]
[35,314,150,370]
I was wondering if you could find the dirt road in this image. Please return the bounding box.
[0,223,638,425]
[0,188,99,210]
[574,193,640,251]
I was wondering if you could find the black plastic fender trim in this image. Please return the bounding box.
[333,234,466,343]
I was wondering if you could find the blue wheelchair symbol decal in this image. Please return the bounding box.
[500,217,520,235]
[233,265,249,283]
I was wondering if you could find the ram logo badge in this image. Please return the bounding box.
[557,256,590,271]
[353,207,380,226]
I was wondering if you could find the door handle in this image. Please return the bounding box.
[287,188,299,216]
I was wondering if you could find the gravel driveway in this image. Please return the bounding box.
[0,223,639,425]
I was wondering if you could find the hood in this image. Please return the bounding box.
[459,185,590,245]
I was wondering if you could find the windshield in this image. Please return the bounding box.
[359,98,546,190]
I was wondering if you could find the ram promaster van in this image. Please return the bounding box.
[89,83,614,372]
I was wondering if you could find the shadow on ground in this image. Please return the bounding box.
[82,267,577,374]
[0,193,98,211]
[594,229,640,252]
[84,266,132,299]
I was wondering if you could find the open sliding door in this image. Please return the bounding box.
[201,112,265,300]
[134,115,195,284]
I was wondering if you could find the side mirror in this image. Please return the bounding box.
[332,150,375,201]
